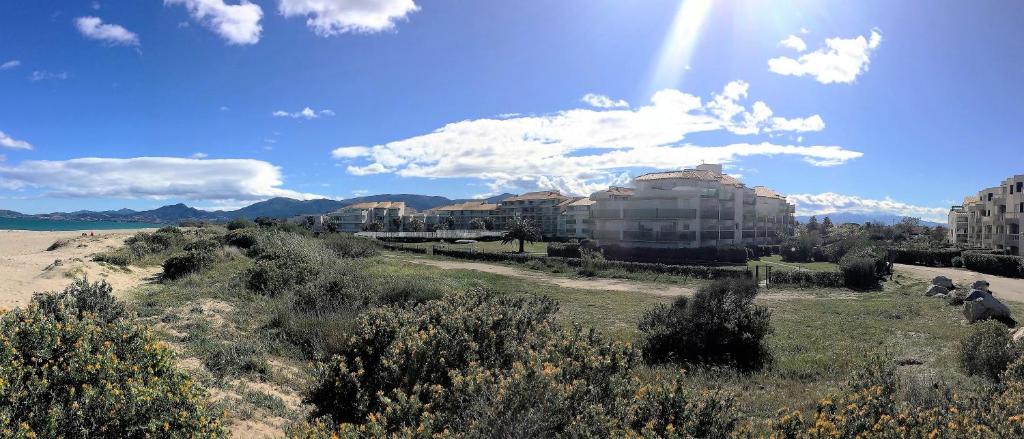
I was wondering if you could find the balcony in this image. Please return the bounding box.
[621,208,697,220]
[622,230,696,242]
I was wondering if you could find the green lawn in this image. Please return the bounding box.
[397,239,549,254]
[747,254,839,272]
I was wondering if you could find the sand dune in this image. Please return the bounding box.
[0,229,160,309]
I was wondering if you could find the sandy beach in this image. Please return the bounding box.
[0,229,161,309]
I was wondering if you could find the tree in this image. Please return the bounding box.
[390,217,402,231]
[807,216,819,231]
[409,217,425,232]
[502,216,541,253]
[821,216,834,235]
[482,217,495,231]
[364,221,384,232]
[469,217,487,230]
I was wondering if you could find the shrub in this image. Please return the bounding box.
[162,249,216,280]
[0,280,225,437]
[246,257,323,295]
[600,244,748,264]
[768,269,845,288]
[547,242,581,258]
[952,255,964,267]
[304,290,740,437]
[227,217,256,230]
[638,278,772,371]
[321,233,379,258]
[838,247,888,289]
[889,247,962,267]
[576,246,605,277]
[959,320,1018,381]
[203,340,270,378]
[962,251,1024,278]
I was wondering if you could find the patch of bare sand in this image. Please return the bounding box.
[403,257,694,297]
[0,229,160,309]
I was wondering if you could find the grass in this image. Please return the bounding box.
[748,254,840,272]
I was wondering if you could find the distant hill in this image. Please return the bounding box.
[796,213,944,228]
[0,192,521,224]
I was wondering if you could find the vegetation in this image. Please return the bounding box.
[501,216,541,253]
[962,251,1024,278]
[638,278,772,372]
[959,320,1019,381]
[0,279,225,437]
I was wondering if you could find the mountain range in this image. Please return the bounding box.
[0,193,516,224]
[796,213,944,228]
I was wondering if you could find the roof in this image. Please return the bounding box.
[753,186,785,200]
[634,169,744,187]
[501,191,569,202]
[342,201,406,210]
[567,197,596,207]
[603,186,635,197]
[433,201,499,211]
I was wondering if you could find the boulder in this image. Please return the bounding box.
[947,289,970,306]
[972,280,991,292]
[925,285,949,297]
[962,289,1014,326]
[931,276,954,289]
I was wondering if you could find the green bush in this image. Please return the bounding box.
[962,251,1024,278]
[952,255,964,267]
[600,244,748,264]
[547,242,581,258]
[162,249,216,280]
[838,247,888,289]
[638,278,772,371]
[959,320,1018,381]
[93,228,188,266]
[320,233,379,258]
[889,247,962,267]
[0,280,225,437]
[246,257,323,295]
[304,290,740,437]
[227,217,256,230]
[768,269,845,287]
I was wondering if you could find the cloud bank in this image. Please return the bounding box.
[769,29,882,84]
[0,157,319,200]
[788,192,947,222]
[278,0,419,36]
[332,82,861,195]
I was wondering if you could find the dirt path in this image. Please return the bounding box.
[0,229,160,309]
[403,257,695,297]
[894,263,1024,303]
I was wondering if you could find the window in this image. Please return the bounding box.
[1019,182,1023,193]
[1020,202,1023,213]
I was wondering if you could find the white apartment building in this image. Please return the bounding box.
[556,197,595,239]
[950,174,1024,256]
[431,201,500,230]
[590,164,794,248]
[499,191,570,237]
[327,201,407,233]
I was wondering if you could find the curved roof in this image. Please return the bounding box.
[634,169,743,187]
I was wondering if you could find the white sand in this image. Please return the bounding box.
[0,229,161,309]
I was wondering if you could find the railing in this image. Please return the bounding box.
[621,231,696,242]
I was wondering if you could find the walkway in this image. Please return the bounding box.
[894,263,1024,303]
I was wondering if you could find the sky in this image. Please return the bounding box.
[1,0,1023,221]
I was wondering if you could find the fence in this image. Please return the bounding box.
[356,230,505,240]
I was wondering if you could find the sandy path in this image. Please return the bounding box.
[894,263,1024,303]
[403,257,694,297]
[0,229,160,309]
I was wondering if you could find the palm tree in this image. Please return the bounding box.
[502,217,541,253]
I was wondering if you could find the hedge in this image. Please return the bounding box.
[547,242,582,258]
[600,244,749,264]
[889,248,962,267]
[768,269,845,287]
[962,252,1024,278]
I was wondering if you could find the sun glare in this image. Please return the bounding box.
[646,0,715,95]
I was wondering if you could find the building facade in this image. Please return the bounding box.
[499,191,571,237]
[431,201,500,230]
[950,175,1024,256]
[590,164,794,248]
[327,201,407,233]
[556,197,595,239]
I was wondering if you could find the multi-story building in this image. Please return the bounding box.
[327,201,407,232]
[950,175,1024,256]
[499,191,570,237]
[590,164,794,248]
[556,197,595,239]
[948,203,969,245]
[431,200,500,230]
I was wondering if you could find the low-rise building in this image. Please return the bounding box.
[950,175,1024,256]
[431,200,500,230]
[327,201,407,233]
[499,191,570,237]
[591,164,794,248]
[557,197,595,239]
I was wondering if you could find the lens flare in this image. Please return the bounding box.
[646,0,714,95]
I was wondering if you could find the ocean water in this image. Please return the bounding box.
[0,217,162,231]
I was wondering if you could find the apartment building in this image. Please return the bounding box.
[590,164,794,248]
[499,191,571,237]
[950,174,1024,256]
[556,197,595,239]
[327,201,407,232]
[948,204,969,245]
[431,200,500,230]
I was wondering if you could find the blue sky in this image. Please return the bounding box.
[1,0,1022,221]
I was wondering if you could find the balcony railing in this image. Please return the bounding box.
[621,231,697,242]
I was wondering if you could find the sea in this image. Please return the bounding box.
[0,217,162,231]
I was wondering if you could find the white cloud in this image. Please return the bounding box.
[74,16,140,46]
[0,131,33,150]
[191,152,209,158]
[277,0,419,36]
[351,189,369,197]
[0,157,320,200]
[778,35,807,52]
[581,93,629,109]
[165,0,263,45]
[799,27,809,34]
[29,71,69,81]
[331,82,860,195]
[273,107,334,119]
[768,29,883,84]
[0,60,20,70]
[788,192,947,222]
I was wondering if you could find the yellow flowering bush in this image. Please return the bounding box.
[302,290,740,437]
[0,279,225,438]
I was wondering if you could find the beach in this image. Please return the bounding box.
[0,229,160,309]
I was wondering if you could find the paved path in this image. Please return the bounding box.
[894,263,1024,303]
[402,257,695,297]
